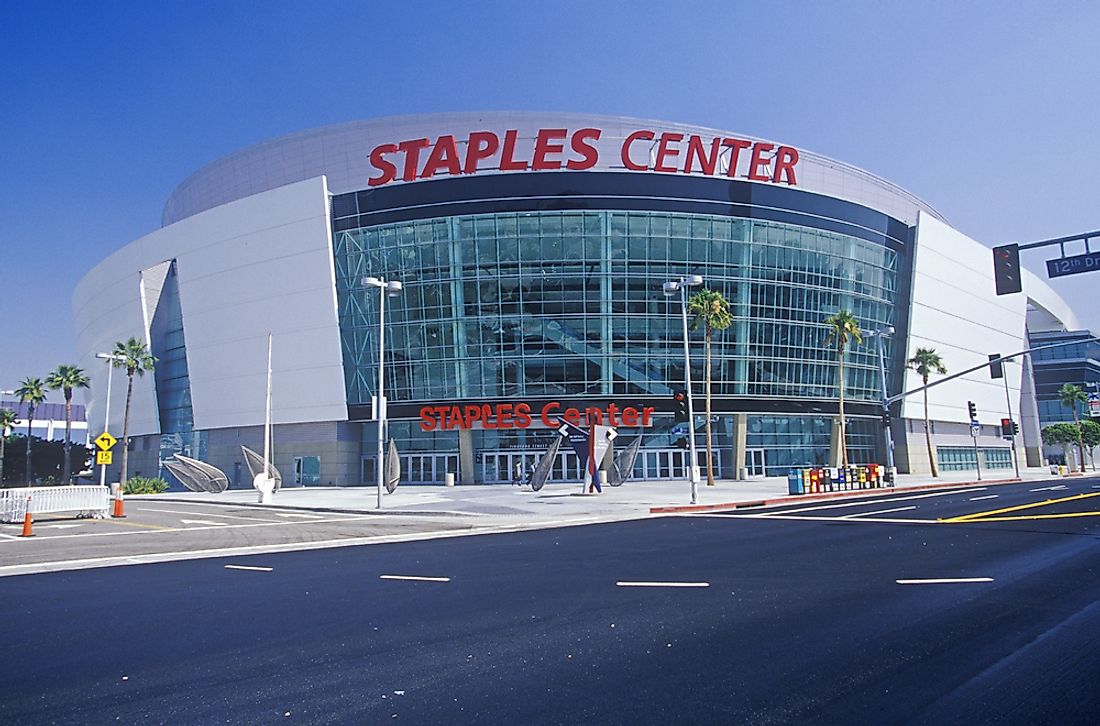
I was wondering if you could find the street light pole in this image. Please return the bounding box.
[868,328,896,483]
[95,352,119,487]
[664,274,703,504]
[364,276,403,510]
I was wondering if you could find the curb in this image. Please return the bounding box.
[649,477,1029,514]
[129,495,479,518]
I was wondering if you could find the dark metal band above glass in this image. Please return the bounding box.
[331,172,911,252]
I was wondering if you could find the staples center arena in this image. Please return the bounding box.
[74,112,1084,487]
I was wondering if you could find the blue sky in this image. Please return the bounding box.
[2,0,1098,398]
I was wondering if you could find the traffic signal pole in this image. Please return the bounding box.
[1001,368,1020,478]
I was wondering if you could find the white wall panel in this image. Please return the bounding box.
[73,176,345,436]
[904,212,1028,425]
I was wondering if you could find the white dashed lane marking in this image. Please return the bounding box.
[841,506,916,519]
[616,581,710,588]
[379,574,451,583]
[896,577,993,585]
[224,564,273,572]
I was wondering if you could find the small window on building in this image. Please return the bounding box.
[294,456,321,485]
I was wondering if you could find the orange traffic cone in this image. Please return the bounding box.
[21,496,33,537]
[112,488,125,518]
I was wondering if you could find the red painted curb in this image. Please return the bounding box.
[649,477,1027,514]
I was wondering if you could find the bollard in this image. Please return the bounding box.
[21,495,33,537]
[112,483,126,518]
[444,472,455,487]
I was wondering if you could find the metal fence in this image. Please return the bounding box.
[0,486,110,523]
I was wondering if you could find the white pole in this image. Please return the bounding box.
[1002,368,1019,478]
[376,284,387,510]
[680,285,700,505]
[875,333,896,475]
[264,333,273,479]
[99,360,114,487]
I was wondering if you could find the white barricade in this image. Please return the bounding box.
[0,486,111,523]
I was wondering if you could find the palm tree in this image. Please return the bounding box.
[111,338,156,487]
[906,348,948,477]
[0,407,17,486]
[688,288,732,486]
[46,364,91,484]
[1058,383,1088,471]
[15,377,47,484]
[823,310,862,467]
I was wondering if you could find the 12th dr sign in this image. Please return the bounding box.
[1046,251,1100,279]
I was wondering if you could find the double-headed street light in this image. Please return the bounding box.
[864,327,896,483]
[363,276,403,510]
[663,274,703,504]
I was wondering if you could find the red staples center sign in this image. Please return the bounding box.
[367,128,799,188]
[419,402,656,432]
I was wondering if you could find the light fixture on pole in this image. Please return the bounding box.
[363,275,403,510]
[663,273,704,504]
[95,352,122,487]
[865,327,896,484]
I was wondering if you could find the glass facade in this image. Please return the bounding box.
[149,262,205,487]
[333,201,902,477]
[937,446,1013,472]
[1028,330,1100,425]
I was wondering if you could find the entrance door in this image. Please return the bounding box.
[745,448,766,477]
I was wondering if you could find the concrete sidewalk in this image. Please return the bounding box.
[135,465,1083,521]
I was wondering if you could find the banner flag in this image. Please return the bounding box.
[384,439,401,493]
[530,435,562,492]
[610,435,643,487]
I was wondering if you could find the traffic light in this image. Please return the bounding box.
[967,401,977,420]
[1000,418,1013,436]
[881,409,891,428]
[1012,421,1019,435]
[992,244,1022,295]
[988,353,1003,379]
[672,389,689,423]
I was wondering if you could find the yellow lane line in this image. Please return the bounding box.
[952,511,1100,522]
[89,518,178,532]
[940,492,1100,523]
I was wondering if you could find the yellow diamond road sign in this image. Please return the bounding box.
[96,450,113,466]
[95,432,118,451]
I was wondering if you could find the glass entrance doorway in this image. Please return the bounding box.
[361,453,458,484]
[745,448,766,477]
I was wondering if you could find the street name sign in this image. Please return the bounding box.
[1046,251,1100,279]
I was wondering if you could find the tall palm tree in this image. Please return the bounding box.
[823,310,862,467]
[46,364,91,484]
[15,377,47,484]
[906,348,948,477]
[111,338,156,487]
[688,288,732,486]
[1058,383,1088,471]
[0,407,18,486]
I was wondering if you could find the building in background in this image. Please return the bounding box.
[72,113,1086,487]
[1026,327,1100,466]
[0,401,88,444]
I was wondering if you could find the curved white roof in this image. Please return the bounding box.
[163,111,947,227]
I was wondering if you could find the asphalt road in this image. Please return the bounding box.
[1,478,1098,724]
